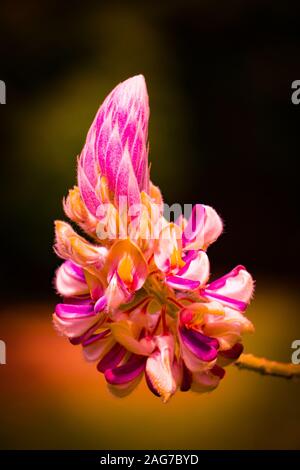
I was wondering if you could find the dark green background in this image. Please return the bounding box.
[1,0,300,298]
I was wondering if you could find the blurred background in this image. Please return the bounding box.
[0,0,300,449]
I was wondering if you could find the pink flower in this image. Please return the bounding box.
[154,204,222,290]
[53,75,255,402]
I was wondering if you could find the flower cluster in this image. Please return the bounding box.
[53,75,254,402]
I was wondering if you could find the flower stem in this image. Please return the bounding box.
[167,296,184,309]
[161,305,167,334]
[235,354,300,379]
[144,275,178,317]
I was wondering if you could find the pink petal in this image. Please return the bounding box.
[53,305,101,340]
[201,265,254,311]
[55,261,89,297]
[177,250,210,285]
[105,126,123,194]
[114,147,141,207]
[201,205,223,248]
[82,331,115,362]
[97,343,127,373]
[105,271,132,309]
[154,223,183,273]
[182,204,205,248]
[179,326,219,362]
[77,162,101,217]
[191,367,224,393]
[183,204,223,251]
[106,239,148,292]
[80,132,98,187]
[145,334,177,403]
[203,306,254,350]
[104,354,146,385]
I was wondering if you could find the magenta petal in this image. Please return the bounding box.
[180,250,198,268]
[78,163,101,216]
[176,251,199,277]
[207,265,246,290]
[179,326,219,362]
[114,147,141,207]
[69,323,105,345]
[130,131,147,189]
[219,343,244,360]
[80,139,98,187]
[121,121,136,158]
[166,276,200,290]
[201,290,247,312]
[97,343,127,373]
[64,260,86,282]
[135,150,147,191]
[94,295,107,313]
[104,354,146,385]
[55,302,94,319]
[201,265,253,312]
[105,127,123,193]
[211,364,226,379]
[82,329,111,347]
[180,362,192,392]
[182,204,206,246]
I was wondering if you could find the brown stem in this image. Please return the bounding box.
[166,296,184,309]
[235,353,300,379]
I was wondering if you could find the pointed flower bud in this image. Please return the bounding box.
[78,75,150,215]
